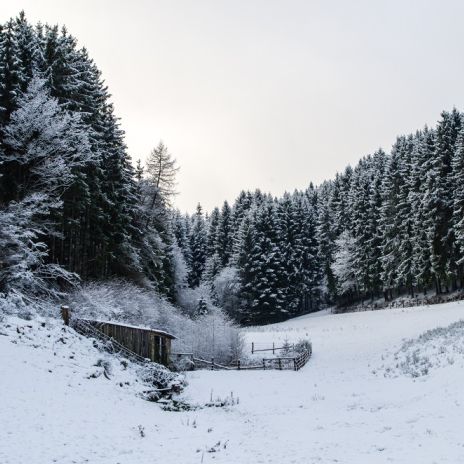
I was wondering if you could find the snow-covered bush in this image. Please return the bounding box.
[186,310,245,362]
[69,280,244,364]
[175,283,213,318]
[294,339,312,355]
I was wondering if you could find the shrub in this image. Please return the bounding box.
[294,339,312,355]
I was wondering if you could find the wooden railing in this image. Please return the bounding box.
[251,342,295,354]
[192,348,311,372]
[193,357,235,370]
[293,348,311,371]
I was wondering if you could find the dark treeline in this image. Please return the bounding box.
[0,13,175,301]
[174,110,464,324]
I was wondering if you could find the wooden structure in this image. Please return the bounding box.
[61,305,175,367]
[85,320,175,366]
[193,347,311,372]
[61,305,70,326]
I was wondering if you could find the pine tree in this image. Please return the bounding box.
[235,200,286,324]
[348,165,372,298]
[203,252,222,285]
[231,190,253,238]
[379,139,405,299]
[0,77,91,298]
[0,18,23,126]
[2,75,92,185]
[365,150,386,298]
[317,183,337,302]
[292,193,322,313]
[277,193,298,314]
[394,136,416,296]
[13,11,38,89]
[424,110,461,292]
[206,207,220,256]
[188,204,207,287]
[451,119,464,278]
[215,201,233,267]
[172,210,190,260]
[332,230,358,300]
[233,211,256,323]
[144,141,179,222]
[412,128,435,292]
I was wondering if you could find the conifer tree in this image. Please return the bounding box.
[379,139,405,299]
[206,207,220,256]
[188,204,207,287]
[0,77,91,298]
[451,120,464,281]
[317,183,337,302]
[237,200,285,323]
[215,201,233,267]
[424,110,461,292]
[412,128,435,292]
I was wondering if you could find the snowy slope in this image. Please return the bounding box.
[2,303,464,463]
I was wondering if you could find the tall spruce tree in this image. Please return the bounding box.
[188,204,207,287]
[215,201,233,267]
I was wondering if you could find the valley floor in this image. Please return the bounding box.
[2,302,464,463]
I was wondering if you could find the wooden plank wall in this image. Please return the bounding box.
[90,321,171,366]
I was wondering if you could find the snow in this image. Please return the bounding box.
[2,302,464,463]
[81,318,176,338]
[380,319,464,378]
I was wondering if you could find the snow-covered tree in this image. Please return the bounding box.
[0,77,91,300]
[188,204,207,287]
[332,230,357,296]
[215,201,233,267]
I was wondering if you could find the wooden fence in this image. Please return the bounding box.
[251,342,295,354]
[192,347,311,372]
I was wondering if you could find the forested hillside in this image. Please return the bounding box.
[2,13,464,326]
[174,111,464,324]
[0,13,176,304]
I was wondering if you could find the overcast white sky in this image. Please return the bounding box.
[3,0,464,211]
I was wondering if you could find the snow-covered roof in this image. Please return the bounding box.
[82,318,176,339]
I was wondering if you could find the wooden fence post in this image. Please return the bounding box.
[263,359,265,370]
[237,359,241,370]
[211,358,214,371]
[294,358,297,371]
[60,305,70,326]
[278,358,282,370]
[252,342,254,354]
[273,342,275,355]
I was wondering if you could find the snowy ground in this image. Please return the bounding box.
[2,303,464,463]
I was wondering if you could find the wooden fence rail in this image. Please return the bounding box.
[293,349,311,370]
[251,342,295,354]
[192,348,311,372]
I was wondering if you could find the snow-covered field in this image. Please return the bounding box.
[2,302,464,463]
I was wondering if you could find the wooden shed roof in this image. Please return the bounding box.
[83,319,176,339]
